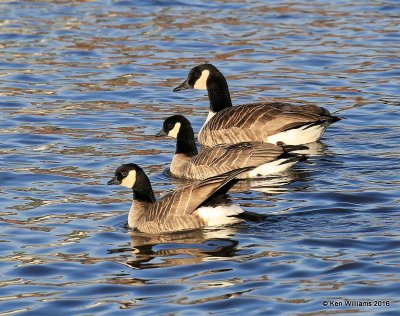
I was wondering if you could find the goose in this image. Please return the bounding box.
[107,163,262,234]
[156,114,307,180]
[173,63,341,146]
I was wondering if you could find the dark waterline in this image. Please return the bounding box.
[0,0,399,315]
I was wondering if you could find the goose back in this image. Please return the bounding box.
[171,141,286,180]
[159,114,303,180]
[173,64,340,146]
[198,102,339,146]
[129,168,251,234]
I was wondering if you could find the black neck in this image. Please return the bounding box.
[176,124,198,157]
[207,74,232,112]
[132,169,156,203]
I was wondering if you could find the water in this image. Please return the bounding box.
[0,0,399,315]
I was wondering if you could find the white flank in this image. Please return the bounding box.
[247,158,297,178]
[199,110,216,134]
[267,124,327,145]
[168,122,181,138]
[121,170,137,188]
[193,69,210,90]
[197,204,244,227]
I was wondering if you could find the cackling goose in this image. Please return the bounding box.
[173,63,340,146]
[107,163,262,234]
[156,115,307,180]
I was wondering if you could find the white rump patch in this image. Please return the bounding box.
[121,170,137,188]
[168,122,181,138]
[247,158,297,178]
[194,69,210,90]
[267,124,327,145]
[197,203,244,227]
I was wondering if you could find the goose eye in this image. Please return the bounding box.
[121,171,128,177]
[167,123,174,130]
[189,70,200,80]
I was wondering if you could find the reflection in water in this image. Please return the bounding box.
[109,227,239,269]
[165,161,313,195]
[231,168,311,195]
[291,141,327,156]
[162,141,327,196]
[0,0,399,315]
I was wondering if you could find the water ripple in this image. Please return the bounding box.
[0,0,399,315]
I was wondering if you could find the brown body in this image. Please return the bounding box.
[170,141,287,180]
[158,115,305,181]
[173,64,340,146]
[198,102,338,147]
[108,164,253,234]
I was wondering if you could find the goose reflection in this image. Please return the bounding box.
[115,141,330,269]
[164,163,312,195]
[108,227,240,269]
[288,141,327,156]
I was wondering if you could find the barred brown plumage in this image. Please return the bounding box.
[107,163,261,234]
[173,64,341,146]
[157,115,307,180]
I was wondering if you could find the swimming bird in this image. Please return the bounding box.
[173,63,341,146]
[107,163,262,234]
[156,114,307,180]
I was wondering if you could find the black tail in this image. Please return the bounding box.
[281,144,309,153]
[279,154,307,165]
[330,115,342,124]
[303,115,341,130]
[201,167,254,207]
[233,211,266,222]
[277,145,308,164]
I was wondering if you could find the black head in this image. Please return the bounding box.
[108,163,155,202]
[107,163,141,188]
[156,115,192,139]
[173,64,224,92]
[156,115,197,156]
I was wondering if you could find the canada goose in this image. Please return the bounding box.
[173,63,341,146]
[156,115,307,180]
[107,163,262,234]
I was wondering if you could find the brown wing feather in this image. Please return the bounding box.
[191,142,284,169]
[139,215,206,234]
[205,102,326,134]
[145,168,250,222]
[199,102,335,146]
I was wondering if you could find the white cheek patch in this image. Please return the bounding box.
[167,122,181,138]
[193,69,210,90]
[121,170,137,188]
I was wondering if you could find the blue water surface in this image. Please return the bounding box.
[0,0,399,315]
